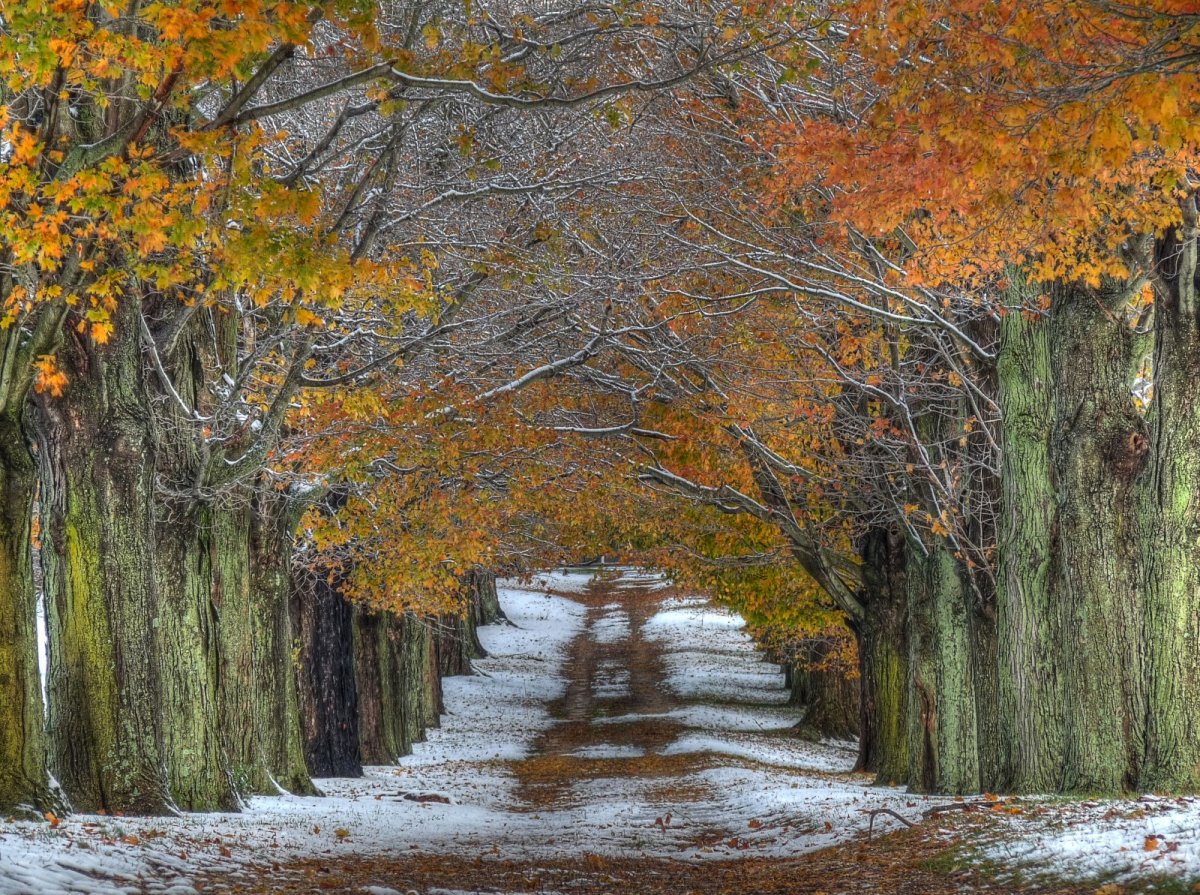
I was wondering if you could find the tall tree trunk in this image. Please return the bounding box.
[151,318,239,811]
[249,487,317,794]
[996,300,1063,792]
[154,502,237,810]
[212,500,280,797]
[0,416,53,815]
[905,537,979,794]
[37,317,172,815]
[855,527,909,784]
[1050,280,1145,792]
[293,564,362,778]
[1140,229,1200,790]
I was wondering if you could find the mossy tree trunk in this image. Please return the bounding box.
[249,486,317,794]
[0,416,53,815]
[1050,280,1146,793]
[1139,227,1200,790]
[36,312,172,815]
[905,537,980,794]
[854,527,909,784]
[996,300,1063,792]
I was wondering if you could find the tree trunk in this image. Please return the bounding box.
[787,636,860,741]
[905,537,980,794]
[1139,234,1200,791]
[212,501,282,797]
[400,614,441,745]
[1050,281,1145,792]
[855,527,909,784]
[293,564,362,778]
[153,502,237,810]
[469,567,504,630]
[37,318,172,815]
[353,607,392,765]
[248,488,317,794]
[0,417,53,815]
[996,301,1064,792]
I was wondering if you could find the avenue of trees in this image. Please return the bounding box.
[1,0,1199,818]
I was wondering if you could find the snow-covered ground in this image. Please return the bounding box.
[18,568,1188,893]
[979,795,1200,887]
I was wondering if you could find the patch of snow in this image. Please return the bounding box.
[662,732,856,774]
[590,608,630,645]
[570,745,646,759]
[981,796,1200,886]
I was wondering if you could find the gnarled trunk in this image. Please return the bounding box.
[37,317,171,815]
[855,527,909,784]
[905,538,979,794]
[1050,281,1145,792]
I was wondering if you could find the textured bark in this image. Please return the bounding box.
[212,501,280,797]
[293,565,362,778]
[353,607,392,765]
[1139,231,1200,790]
[855,528,909,784]
[151,316,240,811]
[399,615,441,745]
[0,418,53,815]
[787,637,860,741]
[37,313,171,815]
[996,302,1065,792]
[154,504,237,810]
[905,538,980,795]
[469,567,505,629]
[1050,281,1145,793]
[248,489,317,794]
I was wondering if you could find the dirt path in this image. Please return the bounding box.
[187,571,1093,895]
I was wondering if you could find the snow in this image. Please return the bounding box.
[589,605,630,645]
[980,796,1200,886]
[0,567,934,893]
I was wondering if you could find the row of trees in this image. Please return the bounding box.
[525,0,1200,796]
[0,0,769,816]
[2,0,1199,817]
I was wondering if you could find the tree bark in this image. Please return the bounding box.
[37,316,172,815]
[1139,230,1200,790]
[293,563,362,778]
[996,301,1064,792]
[153,502,237,810]
[905,537,980,794]
[249,487,317,794]
[1050,280,1146,793]
[0,416,53,815]
[855,527,909,784]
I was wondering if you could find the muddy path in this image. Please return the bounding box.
[511,573,696,810]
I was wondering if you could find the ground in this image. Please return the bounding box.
[0,569,1197,894]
